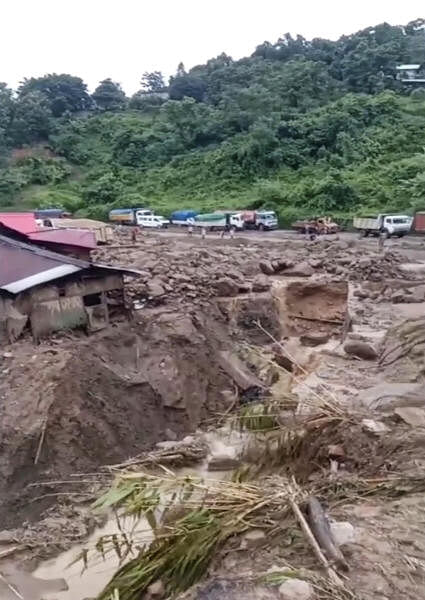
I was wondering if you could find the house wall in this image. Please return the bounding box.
[5,273,125,341]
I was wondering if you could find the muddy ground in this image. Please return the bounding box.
[1,230,425,599]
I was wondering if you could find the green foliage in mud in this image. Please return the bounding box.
[1,19,425,221]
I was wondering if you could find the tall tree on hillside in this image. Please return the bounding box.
[18,74,92,117]
[140,71,166,92]
[0,83,14,152]
[92,79,127,111]
[9,91,52,146]
[169,62,206,102]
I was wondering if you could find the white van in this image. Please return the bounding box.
[136,213,169,228]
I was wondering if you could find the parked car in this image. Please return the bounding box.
[137,214,169,228]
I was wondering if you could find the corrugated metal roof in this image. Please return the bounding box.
[0,234,140,294]
[0,212,38,234]
[28,228,97,249]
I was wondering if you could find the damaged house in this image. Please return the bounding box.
[0,235,138,342]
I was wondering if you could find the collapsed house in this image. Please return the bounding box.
[0,235,138,342]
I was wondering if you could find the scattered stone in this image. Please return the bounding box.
[361,419,389,435]
[330,521,356,546]
[164,428,177,441]
[259,260,275,275]
[240,528,266,549]
[208,455,241,471]
[215,277,240,296]
[327,444,345,460]
[282,262,314,277]
[252,274,271,292]
[146,580,165,598]
[0,530,17,545]
[394,407,425,428]
[300,332,330,347]
[2,352,12,358]
[147,280,165,298]
[278,578,315,600]
[343,340,377,360]
[358,383,424,410]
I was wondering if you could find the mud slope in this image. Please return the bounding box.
[0,310,233,526]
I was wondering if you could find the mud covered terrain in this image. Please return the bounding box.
[1,231,425,600]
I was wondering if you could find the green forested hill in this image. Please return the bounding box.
[1,19,425,223]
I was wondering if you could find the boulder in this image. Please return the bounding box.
[300,332,330,347]
[343,340,377,360]
[358,383,425,411]
[259,260,275,275]
[147,279,166,298]
[215,277,240,296]
[281,262,314,277]
[394,407,425,428]
[330,521,356,546]
[252,274,271,292]
[240,528,266,549]
[279,579,315,600]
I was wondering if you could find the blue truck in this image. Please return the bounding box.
[170,210,199,226]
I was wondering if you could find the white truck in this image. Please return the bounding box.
[353,214,413,238]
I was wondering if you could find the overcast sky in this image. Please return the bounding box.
[1,0,423,94]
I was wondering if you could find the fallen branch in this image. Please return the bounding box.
[0,573,24,599]
[289,495,344,587]
[34,416,48,465]
[307,496,349,572]
[288,314,344,326]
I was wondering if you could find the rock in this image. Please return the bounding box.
[2,352,12,358]
[208,455,241,471]
[215,277,240,296]
[300,332,330,347]
[278,578,314,600]
[282,262,314,277]
[259,260,275,275]
[240,528,266,549]
[308,258,323,268]
[394,407,425,428]
[164,428,177,441]
[358,383,424,410]
[330,521,356,546]
[343,340,377,360]
[147,279,165,298]
[327,444,345,460]
[361,418,389,435]
[146,580,165,598]
[252,274,271,292]
[0,530,16,544]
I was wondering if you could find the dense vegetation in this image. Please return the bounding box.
[1,19,425,224]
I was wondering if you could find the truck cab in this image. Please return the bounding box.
[256,211,278,230]
[382,215,412,237]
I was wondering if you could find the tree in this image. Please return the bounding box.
[169,74,206,102]
[140,71,165,92]
[9,91,52,146]
[18,74,91,117]
[92,79,127,111]
[0,83,14,154]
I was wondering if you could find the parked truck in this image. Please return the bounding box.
[193,212,245,231]
[109,208,152,225]
[353,214,412,238]
[242,210,278,230]
[170,210,199,226]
